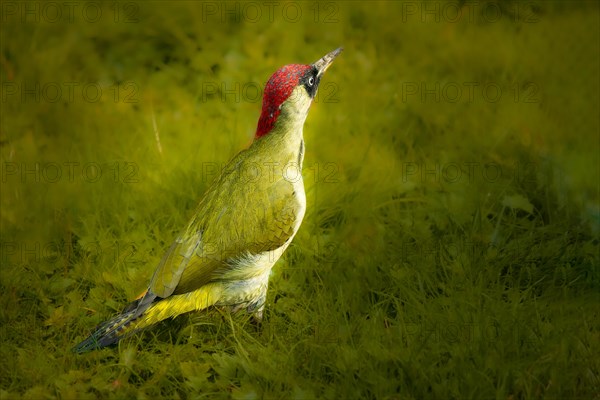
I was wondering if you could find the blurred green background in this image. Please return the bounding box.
[1,1,598,398]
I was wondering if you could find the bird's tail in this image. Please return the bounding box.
[72,292,157,353]
[73,285,222,353]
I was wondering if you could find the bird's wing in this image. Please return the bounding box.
[147,230,205,298]
[148,150,303,298]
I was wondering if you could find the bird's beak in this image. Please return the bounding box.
[313,47,343,78]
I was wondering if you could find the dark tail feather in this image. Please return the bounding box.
[72,292,157,353]
[72,310,137,353]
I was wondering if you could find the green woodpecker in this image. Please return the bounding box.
[73,47,342,352]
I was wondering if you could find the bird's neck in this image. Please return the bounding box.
[253,108,307,167]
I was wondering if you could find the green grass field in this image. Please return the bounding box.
[1,1,599,398]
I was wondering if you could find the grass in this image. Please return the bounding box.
[1,1,599,399]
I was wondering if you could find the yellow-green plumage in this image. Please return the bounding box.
[73,48,342,353]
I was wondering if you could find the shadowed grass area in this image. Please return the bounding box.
[1,1,598,398]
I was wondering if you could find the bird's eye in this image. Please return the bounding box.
[308,76,315,86]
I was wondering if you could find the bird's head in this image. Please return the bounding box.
[255,47,343,139]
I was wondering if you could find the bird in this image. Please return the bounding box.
[73,47,343,352]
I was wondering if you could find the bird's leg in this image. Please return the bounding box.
[247,287,267,324]
[251,305,264,324]
[229,303,246,313]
